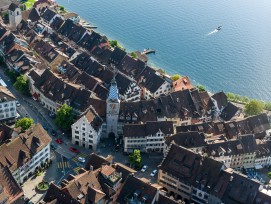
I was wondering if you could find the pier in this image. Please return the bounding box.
[141,48,156,55]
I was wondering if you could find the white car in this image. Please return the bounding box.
[141,165,148,172]
[150,169,158,177]
[78,157,85,163]
[16,101,21,107]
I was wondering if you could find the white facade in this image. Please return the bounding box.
[154,81,172,98]
[9,6,22,31]
[142,80,172,100]
[124,129,171,153]
[0,99,16,121]
[12,144,50,184]
[71,114,102,150]
[121,81,141,102]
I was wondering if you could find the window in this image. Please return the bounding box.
[82,128,85,131]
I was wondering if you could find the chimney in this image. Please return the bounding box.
[89,165,93,171]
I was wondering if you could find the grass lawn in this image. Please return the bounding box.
[24,0,36,10]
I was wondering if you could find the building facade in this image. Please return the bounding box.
[71,109,103,150]
[123,121,174,153]
[0,86,16,121]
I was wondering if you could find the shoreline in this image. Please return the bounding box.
[54,1,271,104]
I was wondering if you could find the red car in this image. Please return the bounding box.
[55,138,62,144]
[69,147,79,153]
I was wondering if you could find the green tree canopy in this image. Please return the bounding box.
[15,117,34,131]
[13,75,30,95]
[171,74,181,81]
[265,102,271,111]
[59,6,65,11]
[130,51,137,59]
[128,149,142,168]
[55,104,74,132]
[244,99,264,116]
[196,85,206,92]
[268,172,271,179]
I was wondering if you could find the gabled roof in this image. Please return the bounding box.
[159,144,202,185]
[222,172,260,204]
[117,175,157,204]
[166,131,207,148]
[33,39,59,63]
[33,69,96,113]
[50,16,64,31]
[41,8,56,22]
[22,8,40,22]
[0,86,16,102]
[0,124,51,172]
[117,55,146,79]
[212,92,228,110]
[82,108,103,131]
[108,47,127,66]
[0,166,24,203]
[137,66,166,93]
[58,19,87,43]
[84,153,112,171]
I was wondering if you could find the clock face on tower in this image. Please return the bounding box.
[109,103,117,114]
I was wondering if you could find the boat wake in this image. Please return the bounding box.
[207,29,219,36]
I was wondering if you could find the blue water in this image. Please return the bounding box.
[55,0,271,101]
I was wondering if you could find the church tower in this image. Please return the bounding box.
[8,3,22,31]
[106,77,120,139]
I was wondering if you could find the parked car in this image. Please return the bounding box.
[150,169,158,177]
[115,144,120,152]
[55,138,62,144]
[78,157,85,163]
[141,165,148,172]
[51,130,57,136]
[49,112,56,118]
[15,101,20,107]
[42,125,48,130]
[50,143,57,150]
[69,147,79,153]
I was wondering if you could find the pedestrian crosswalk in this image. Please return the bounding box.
[57,162,70,168]
[72,153,88,162]
[73,167,81,175]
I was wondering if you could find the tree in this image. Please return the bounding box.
[128,149,142,168]
[171,74,181,81]
[268,172,271,179]
[196,85,206,92]
[244,99,264,116]
[2,12,9,20]
[55,104,74,132]
[265,102,271,111]
[226,92,235,100]
[109,40,123,49]
[15,117,34,131]
[109,40,118,48]
[130,52,137,59]
[59,6,65,11]
[13,75,30,95]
